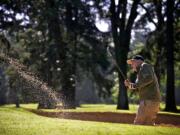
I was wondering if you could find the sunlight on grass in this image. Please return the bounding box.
[14,103,180,116]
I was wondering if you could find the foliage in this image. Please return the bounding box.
[0,0,116,108]
[0,0,179,110]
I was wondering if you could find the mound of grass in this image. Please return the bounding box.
[19,103,180,116]
[20,103,137,113]
[0,105,180,135]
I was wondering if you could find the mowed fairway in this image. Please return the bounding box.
[0,105,180,135]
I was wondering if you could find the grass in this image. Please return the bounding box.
[0,104,180,135]
[19,103,180,116]
[21,103,137,113]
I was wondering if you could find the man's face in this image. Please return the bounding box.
[130,60,140,72]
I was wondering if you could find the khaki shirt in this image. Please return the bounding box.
[130,63,161,102]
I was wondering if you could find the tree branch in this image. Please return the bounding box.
[126,0,141,33]
[121,0,127,31]
[110,0,119,43]
[139,2,158,28]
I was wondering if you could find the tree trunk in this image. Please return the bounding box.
[110,0,140,110]
[0,67,7,105]
[116,40,129,109]
[165,0,177,112]
[153,0,165,84]
[60,2,76,109]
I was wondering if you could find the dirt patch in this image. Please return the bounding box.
[30,110,180,128]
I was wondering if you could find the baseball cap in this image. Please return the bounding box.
[127,55,144,64]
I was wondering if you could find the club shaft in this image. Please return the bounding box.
[107,47,126,80]
[112,58,126,80]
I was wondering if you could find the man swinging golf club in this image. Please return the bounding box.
[124,55,161,125]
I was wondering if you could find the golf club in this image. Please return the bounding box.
[107,47,126,80]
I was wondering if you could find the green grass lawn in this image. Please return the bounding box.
[0,104,180,135]
[19,103,180,116]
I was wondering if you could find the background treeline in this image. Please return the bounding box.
[0,0,179,112]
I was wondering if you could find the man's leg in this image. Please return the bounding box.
[134,100,160,125]
[134,101,146,125]
[144,101,160,125]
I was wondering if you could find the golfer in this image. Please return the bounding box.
[124,55,161,125]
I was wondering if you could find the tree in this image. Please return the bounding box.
[164,0,177,112]
[109,0,140,109]
[0,0,115,108]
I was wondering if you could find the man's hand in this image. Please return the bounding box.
[124,79,130,87]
